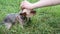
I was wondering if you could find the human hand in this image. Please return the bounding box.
[21,0,34,10]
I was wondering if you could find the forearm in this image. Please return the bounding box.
[32,0,60,8]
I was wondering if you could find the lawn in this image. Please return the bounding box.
[0,0,60,34]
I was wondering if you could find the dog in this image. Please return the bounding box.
[3,8,36,30]
[3,13,25,29]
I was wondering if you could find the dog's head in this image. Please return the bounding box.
[20,9,36,18]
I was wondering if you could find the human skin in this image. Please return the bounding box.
[21,0,60,9]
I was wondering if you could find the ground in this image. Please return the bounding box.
[0,0,60,34]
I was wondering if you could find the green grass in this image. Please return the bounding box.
[0,0,60,34]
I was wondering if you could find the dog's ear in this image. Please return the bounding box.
[30,10,36,14]
[20,12,27,16]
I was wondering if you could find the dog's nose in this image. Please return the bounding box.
[20,13,23,15]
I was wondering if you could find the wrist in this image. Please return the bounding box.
[31,4,37,9]
[31,1,41,9]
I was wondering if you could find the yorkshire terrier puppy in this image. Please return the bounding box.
[3,8,36,30]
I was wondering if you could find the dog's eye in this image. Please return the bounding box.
[20,12,27,16]
[21,7,25,11]
[30,10,36,14]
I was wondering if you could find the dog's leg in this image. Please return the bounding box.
[4,23,12,30]
[16,16,24,29]
[19,20,24,29]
